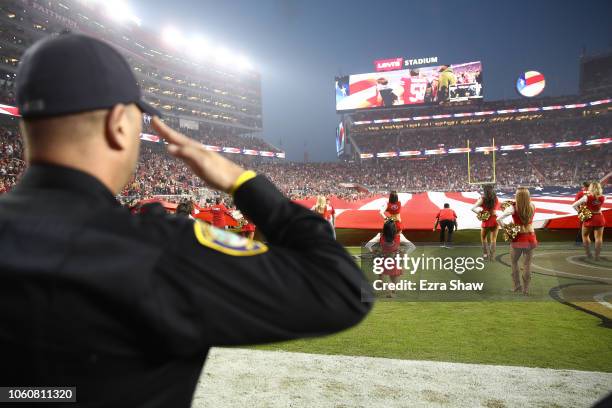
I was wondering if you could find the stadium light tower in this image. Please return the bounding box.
[236,55,253,71]
[162,27,185,48]
[190,36,211,60]
[104,0,141,26]
[214,47,233,66]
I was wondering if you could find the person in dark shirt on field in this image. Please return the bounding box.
[434,203,458,248]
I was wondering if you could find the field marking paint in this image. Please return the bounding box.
[529,251,612,283]
[593,291,612,310]
[566,255,612,271]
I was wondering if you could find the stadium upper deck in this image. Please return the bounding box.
[341,52,612,161]
[0,0,263,133]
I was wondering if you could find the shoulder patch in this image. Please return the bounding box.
[193,220,268,256]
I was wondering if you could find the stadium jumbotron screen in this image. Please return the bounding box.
[335,61,483,111]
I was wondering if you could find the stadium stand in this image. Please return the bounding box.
[0,0,276,145]
[350,101,611,154]
[1,115,609,199]
[580,51,612,98]
[0,1,609,208]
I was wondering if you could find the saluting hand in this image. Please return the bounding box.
[152,117,245,193]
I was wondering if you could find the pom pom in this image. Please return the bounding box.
[477,210,490,221]
[577,205,592,222]
[502,223,521,241]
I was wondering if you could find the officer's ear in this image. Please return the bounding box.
[105,104,128,150]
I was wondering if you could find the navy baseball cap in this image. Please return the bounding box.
[16,32,160,119]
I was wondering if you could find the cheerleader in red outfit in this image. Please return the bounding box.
[241,217,256,240]
[471,184,499,261]
[498,187,537,295]
[311,195,336,238]
[573,181,606,260]
[366,219,415,298]
[380,190,402,233]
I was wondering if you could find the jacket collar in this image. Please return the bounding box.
[16,163,119,207]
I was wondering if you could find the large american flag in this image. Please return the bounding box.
[295,187,611,230]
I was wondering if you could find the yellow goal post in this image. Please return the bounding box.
[467,138,496,185]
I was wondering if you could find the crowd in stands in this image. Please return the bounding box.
[0,0,262,129]
[0,71,16,105]
[350,92,607,123]
[352,111,612,154]
[121,143,202,197]
[141,116,280,152]
[255,148,607,194]
[0,125,24,193]
[580,52,612,98]
[0,120,609,200]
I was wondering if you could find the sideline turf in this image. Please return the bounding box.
[254,301,612,372]
[254,244,612,372]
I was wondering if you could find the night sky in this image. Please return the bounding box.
[132,0,612,161]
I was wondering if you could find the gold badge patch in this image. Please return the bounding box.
[193,220,268,256]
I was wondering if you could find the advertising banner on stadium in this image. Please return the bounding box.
[528,143,554,149]
[376,152,397,158]
[140,133,161,143]
[344,98,610,126]
[374,58,403,72]
[373,56,440,72]
[336,121,346,157]
[500,144,525,151]
[556,141,582,148]
[398,150,421,156]
[585,137,611,145]
[475,146,498,152]
[335,61,483,111]
[516,71,546,97]
[448,147,471,154]
[360,137,603,160]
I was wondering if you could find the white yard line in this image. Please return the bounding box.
[192,348,612,408]
[593,291,612,311]
[529,251,612,283]
[566,255,612,271]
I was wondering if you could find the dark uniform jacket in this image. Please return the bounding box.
[0,164,371,407]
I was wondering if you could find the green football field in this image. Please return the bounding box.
[255,241,612,373]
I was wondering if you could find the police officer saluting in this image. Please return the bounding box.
[0,33,371,407]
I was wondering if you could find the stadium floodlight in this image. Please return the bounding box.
[214,47,233,66]
[162,27,185,48]
[235,55,253,71]
[104,0,140,26]
[190,36,211,60]
[130,15,142,26]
